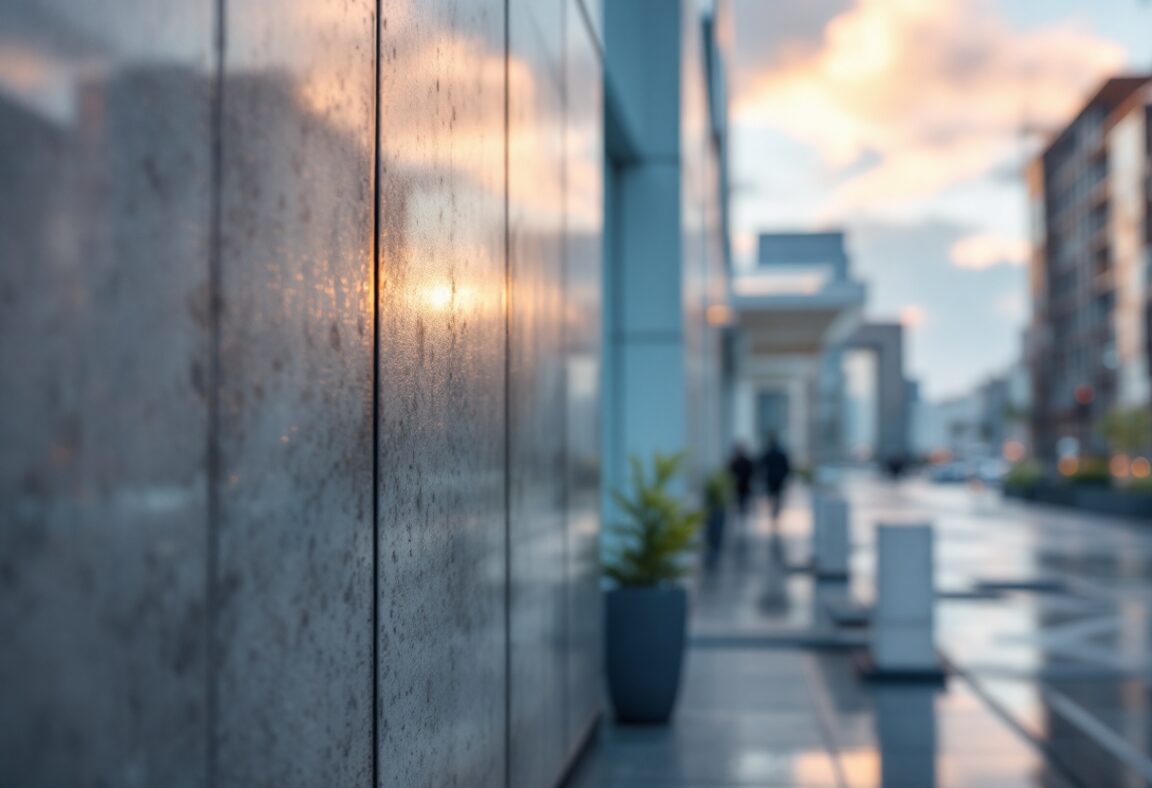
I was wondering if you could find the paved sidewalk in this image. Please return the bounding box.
[567,647,844,786]
[568,479,1075,787]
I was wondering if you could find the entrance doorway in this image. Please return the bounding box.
[756,389,789,447]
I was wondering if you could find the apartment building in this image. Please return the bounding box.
[1028,76,1152,460]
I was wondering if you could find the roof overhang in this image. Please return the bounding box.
[731,281,866,355]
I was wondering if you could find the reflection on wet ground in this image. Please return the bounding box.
[570,473,1152,786]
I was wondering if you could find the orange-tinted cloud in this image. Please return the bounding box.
[734,0,1126,215]
[950,232,1029,269]
[900,303,926,328]
[994,289,1027,321]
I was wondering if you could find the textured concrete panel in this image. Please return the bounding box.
[508,0,569,785]
[213,3,376,785]
[564,0,605,760]
[376,1,508,785]
[0,2,213,785]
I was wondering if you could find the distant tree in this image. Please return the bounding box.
[1003,402,1028,424]
[1097,407,1152,455]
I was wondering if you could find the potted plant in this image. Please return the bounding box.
[703,470,731,564]
[604,452,702,724]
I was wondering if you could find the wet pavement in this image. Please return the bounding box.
[568,472,1152,787]
[859,478,1152,788]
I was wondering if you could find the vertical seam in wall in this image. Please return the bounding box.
[502,0,513,785]
[559,0,571,767]
[371,0,383,784]
[206,0,226,783]
[612,162,624,503]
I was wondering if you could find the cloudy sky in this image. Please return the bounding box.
[730,0,1152,400]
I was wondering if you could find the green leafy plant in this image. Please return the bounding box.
[703,470,731,511]
[604,452,703,587]
[1003,460,1042,490]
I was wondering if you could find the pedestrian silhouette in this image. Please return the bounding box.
[727,443,755,518]
[760,433,791,531]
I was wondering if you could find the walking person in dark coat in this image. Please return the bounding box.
[760,433,792,530]
[727,443,755,518]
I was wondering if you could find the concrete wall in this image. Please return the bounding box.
[0,1,603,786]
[507,1,603,785]
[602,0,730,506]
[847,323,909,464]
[0,2,215,783]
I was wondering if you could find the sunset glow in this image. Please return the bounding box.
[730,0,1149,398]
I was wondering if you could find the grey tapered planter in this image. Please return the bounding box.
[605,586,688,724]
[705,506,726,557]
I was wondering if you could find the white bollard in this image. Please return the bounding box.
[808,491,825,570]
[872,524,938,675]
[810,490,826,531]
[814,495,850,579]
